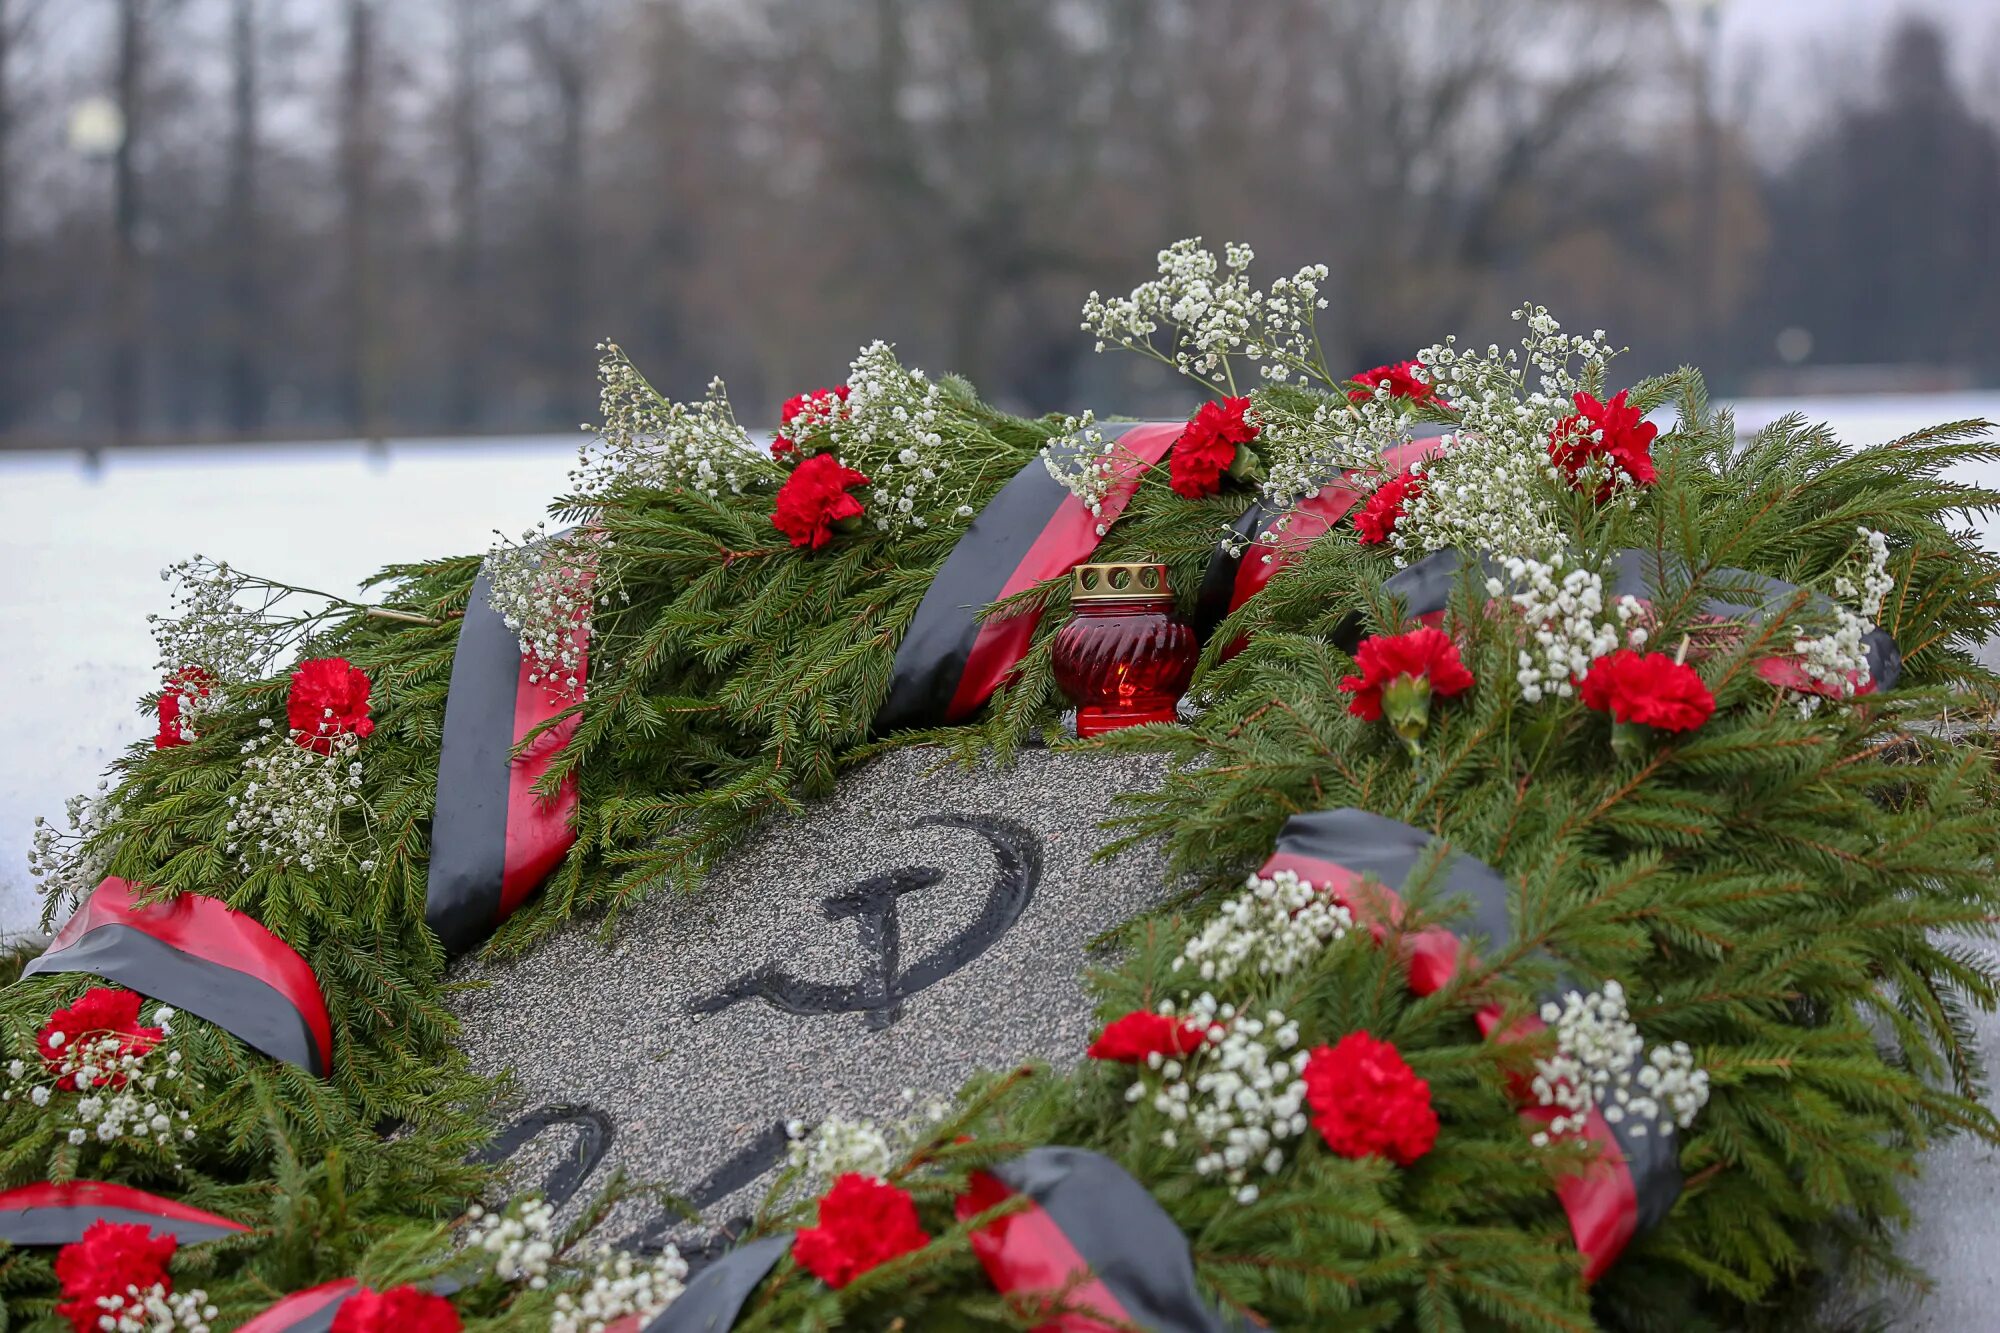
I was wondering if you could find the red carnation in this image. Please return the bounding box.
[1346,360,1435,405]
[1548,390,1658,499]
[1340,628,1474,746]
[155,668,212,750]
[1352,469,1424,546]
[1303,1032,1439,1167]
[330,1285,462,1333]
[55,1221,177,1333]
[772,452,871,550]
[1088,1010,1211,1064]
[773,384,850,457]
[287,657,375,754]
[1170,396,1260,499]
[38,986,164,1090]
[1579,650,1714,733]
[791,1173,930,1289]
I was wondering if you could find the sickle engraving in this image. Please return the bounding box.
[688,813,1043,1030]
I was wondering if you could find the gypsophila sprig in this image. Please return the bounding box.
[1081,238,1335,394]
[88,1284,219,1333]
[783,1092,952,1194]
[784,1113,894,1187]
[225,722,374,875]
[1252,389,1414,528]
[27,779,121,925]
[550,1247,689,1333]
[1038,409,1126,529]
[1528,980,1710,1145]
[578,345,780,503]
[149,556,404,687]
[6,1002,199,1154]
[149,557,273,685]
[1126,997,1310,1205]
[800,340,1011,534]
[1173,869,1354,984]
[1397,307,1621,562]
[1482,555,1640,704]
[1789,527,1894,707]
[485,525,607,698]
[467,1196,557,1287]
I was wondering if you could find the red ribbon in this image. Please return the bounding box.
[955,1170,1136,1332]
[500,639,587,922]
[1212,437,1442,656]
[234,1280,361,1333]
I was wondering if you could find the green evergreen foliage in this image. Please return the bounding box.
[3,350,1998,1332]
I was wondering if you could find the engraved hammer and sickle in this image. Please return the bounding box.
[688,814,1043,1031]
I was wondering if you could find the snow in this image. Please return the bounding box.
[7,394,2000,938]
[0,435,578,940]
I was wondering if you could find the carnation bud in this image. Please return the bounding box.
[1225,446,1266,484]
[1381,672,1433,752]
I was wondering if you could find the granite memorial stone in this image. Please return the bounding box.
[447,747,1175,1256]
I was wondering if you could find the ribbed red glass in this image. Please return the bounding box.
[1051,598,1198,737]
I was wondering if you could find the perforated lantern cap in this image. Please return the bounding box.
[1071,561,1171,602]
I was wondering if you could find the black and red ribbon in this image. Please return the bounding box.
[643,1234,790,1333]
[1194,435,1443,647]
[236,1274,466,1333]
[426,567,587,956]
[235,1282,360,1333]
[1377,547,1902,691]
[873,421,1183,732]
[0,1181,249,1246]
[1259,808,1680,1280]
[956,1147,1230,1333]
[24,877,333,1078]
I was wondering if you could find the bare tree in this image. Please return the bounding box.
[223,0,263,433]
[523,0,599,421]
[444,0,488,427]
[0,0,44,433]
[336,0,378,435]
[109,0,147,440]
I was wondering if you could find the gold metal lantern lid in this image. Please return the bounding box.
[1072,561,1172,601]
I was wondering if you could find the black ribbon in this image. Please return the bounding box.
[24,879,333,1077]
[643,1234,791,1333]
[426,562,585,957]
[0,1181,250,1246]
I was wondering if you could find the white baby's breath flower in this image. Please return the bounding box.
[551,1247,689,1333]
[1528,980,1710,1146]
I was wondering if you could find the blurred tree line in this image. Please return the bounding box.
[0,0,1993,445]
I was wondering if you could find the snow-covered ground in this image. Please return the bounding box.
[0,434,579,939]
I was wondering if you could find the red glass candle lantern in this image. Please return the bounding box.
[1051,561,1198,737]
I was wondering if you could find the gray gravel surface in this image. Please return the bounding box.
[448,746,1175,1250]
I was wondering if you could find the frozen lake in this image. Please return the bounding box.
[6,392,2000,939]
